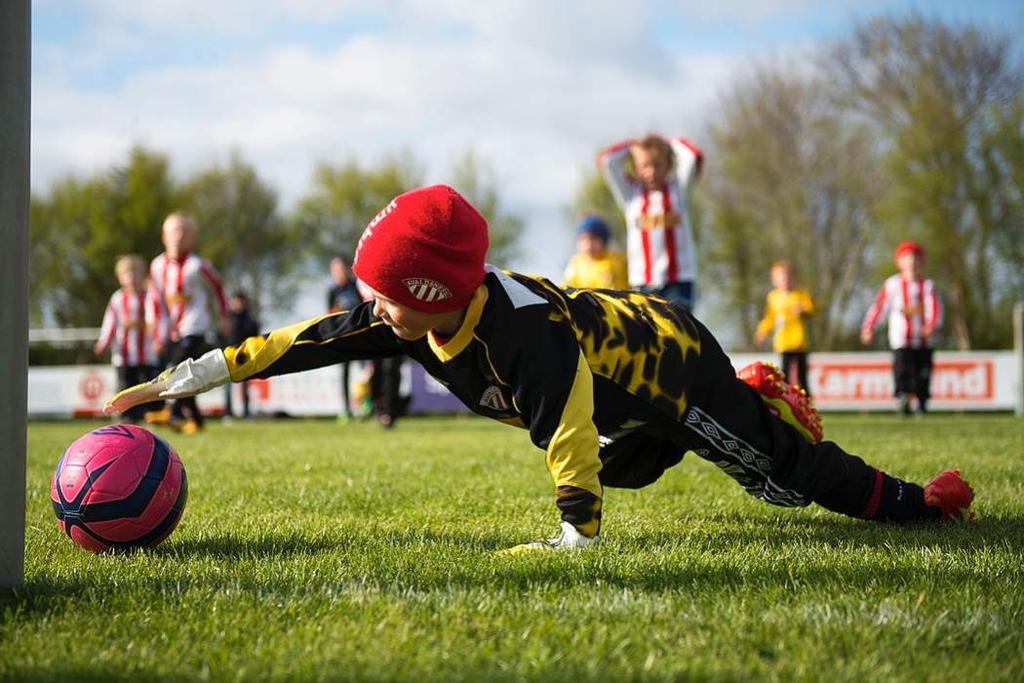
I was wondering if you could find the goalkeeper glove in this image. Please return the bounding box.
[499,521,599,555]
[104,349,230,415]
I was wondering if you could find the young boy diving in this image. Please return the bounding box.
[106,185,974,552]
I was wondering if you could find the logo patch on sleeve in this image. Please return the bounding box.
[479,385,509,411]
[403,278,452,303]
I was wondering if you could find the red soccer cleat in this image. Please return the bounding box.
[737,361,823,443]
[924,468,975,521]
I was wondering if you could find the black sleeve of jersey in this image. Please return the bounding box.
[223,301,403,381]
[494,307,603,537]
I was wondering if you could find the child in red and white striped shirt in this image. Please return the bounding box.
[147,212,228,434]
[94,255,167,423]
[598,133,703,311]
[861,241,943,415]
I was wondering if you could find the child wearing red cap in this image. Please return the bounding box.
[107,187,973,551]
[861,241,942,415]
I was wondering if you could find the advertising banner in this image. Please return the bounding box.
[28,351,1021,418]
[728,351,1019,411]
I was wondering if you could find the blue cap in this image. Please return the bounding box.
[577,215,610,242]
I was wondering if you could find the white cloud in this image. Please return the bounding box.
[32,3,750,282]
[62,0,382,34]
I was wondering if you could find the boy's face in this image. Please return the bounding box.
[370,290,438,341]
[162,217,195,258]
[771,266,792,290]
[578,233,607,259]
[117,267,143,292]
[631,147,670,189]
[896,252,920,276]
[229,296,246,313]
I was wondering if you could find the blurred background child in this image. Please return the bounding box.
[147,212,228,434]
[223,290,259,420]
[562,214,628,290]
[754,261,815,395]
[327,254,363,421]
[94,255,166,423]
[861,240,942,415]
[598,133,703,310]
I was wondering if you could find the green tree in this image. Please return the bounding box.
[831,15,1024,348]
[30,146,174,328]
[572,164,627,246]
[291,153,423,267]
[699,66,884,348]
[448,149,525,265]
[176,151,295,321]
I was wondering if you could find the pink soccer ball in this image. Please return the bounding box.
[50,424,188,553]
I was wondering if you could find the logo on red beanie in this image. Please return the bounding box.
[403,277,452,303]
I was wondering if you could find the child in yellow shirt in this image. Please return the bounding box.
[755,261,815,395]
[563,215,628,290]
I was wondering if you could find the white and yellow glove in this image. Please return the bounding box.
[499,522,599,555]
[104,349,231,415]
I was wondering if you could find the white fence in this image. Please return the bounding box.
[27,351,1021,418]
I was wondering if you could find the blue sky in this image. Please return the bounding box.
[30,0,1023,323]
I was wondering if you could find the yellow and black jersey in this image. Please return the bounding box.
[220,267,704,537]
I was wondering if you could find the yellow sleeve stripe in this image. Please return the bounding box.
[545,349,603,499]
[223,315,329,381]
[223,313,388,381]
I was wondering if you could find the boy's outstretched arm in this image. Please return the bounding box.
[105,302,402,415]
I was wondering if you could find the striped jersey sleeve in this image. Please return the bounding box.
[861,280,890,338]
[97,294,119,353]
[598,139,636,209]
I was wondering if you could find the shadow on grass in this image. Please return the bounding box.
[5,516,1023,620]
[152,532,342,559]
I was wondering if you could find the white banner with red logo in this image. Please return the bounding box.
[728,351,1019,411]
[27,351,1022,418]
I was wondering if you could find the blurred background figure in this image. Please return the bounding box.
[861,241,942,416]
[754,261,815,395]
[598,133,703,311]
[563,214,628,290]
[94,255,166,423]
[223,290,260,421]
[146,212,228,434]
[371,356,404,430]
[327,254,363,421]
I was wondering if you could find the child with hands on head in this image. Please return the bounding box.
[599,133,703,311]
[107,187,974,553]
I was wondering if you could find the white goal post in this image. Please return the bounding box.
[1,0,30,590]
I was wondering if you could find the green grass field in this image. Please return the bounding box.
[3,415,1023,682]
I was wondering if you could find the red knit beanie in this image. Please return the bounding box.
[894,240,925,262]
[352,185,489,313]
